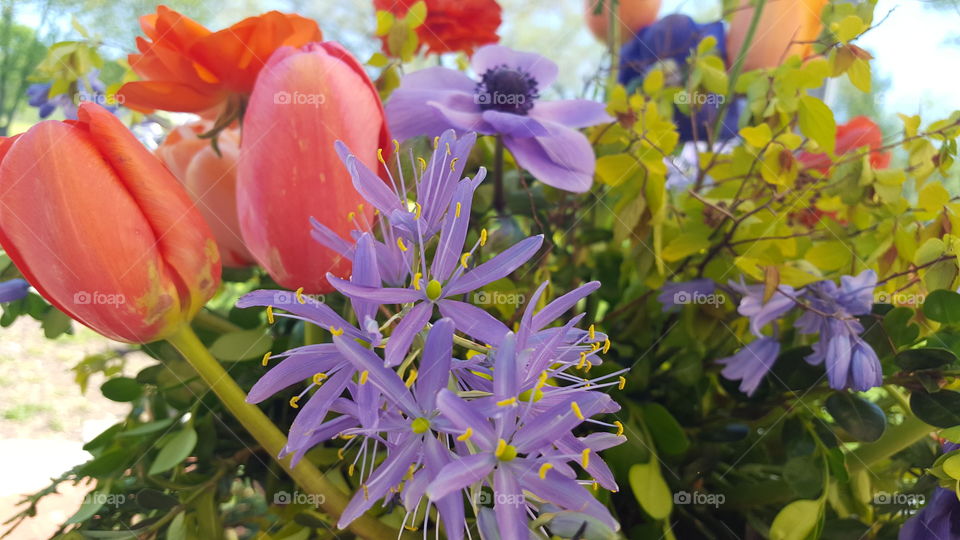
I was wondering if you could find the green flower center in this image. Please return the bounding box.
[519,388,544,402]
[411,417,431,434]
[425,279,443,301]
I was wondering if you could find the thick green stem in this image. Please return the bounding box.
[710,0,767,141]
[193,309,242,334]
[847,415,936,472]
[166,325,404,540]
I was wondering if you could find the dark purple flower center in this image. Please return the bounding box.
[475,66,538,115]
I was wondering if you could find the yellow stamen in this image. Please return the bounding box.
[392,139,400,152]
[340,433,356,440]
[445,142,451,155]
[618,376,626,390]
[359,370,369,384]
[404,525,419,532]
[266,306,275,324]
[496,397,517,407]
[413,272,423,290]
[450,157,459,171]
[535,371,549,390]
[418,156,427,172]
[313,372,328,385]
[538,463,553,479]
[358,203,364,213]
[577,352,587,369]
[614,420,624,437]
[404,369,418,388]
[289,396,300,409]
[413,202,422,220]
[603,339,611,354]
[330,327,344,336]
[455,202,462,218]
[397,237,408,252]
[460,253,471,269]
[494,439,507,458]
[479,228,488,246]
[348,463,355,476]
[348,210,355,221]
[363,484,369,500]
[296,287,306,304]
[585,360,593,372]
[377,148,385,163]
[433,136,440,148]
[571,401,584,420]
[581,448,590,468]
[337,448,345,460]
[261,351,272,367]
[457,428,473,441]
[589,324,596,340]
[592,481,599,491]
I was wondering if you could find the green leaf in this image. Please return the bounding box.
[629,461,673,520]
[135,488,179,510]
[942,454,960,480]
[784,455,824,498]
[740,124,772,148]
[117,418,176,438]
[895,348,958,371]
[661,231,710,262]
[798,96,836,155]
[642,403,690,455]
[825,393,886,442]
[148,427,197,475]
[42,308,72,338]
[769,499,822,540]
[883,307,920,347]
[100,377,143,403]
[209,329,273,361]
[596,154,639,187]
[911,390,960,428]
[923,289,960,325]
[847,58,871,92]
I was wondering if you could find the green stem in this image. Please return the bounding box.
[304,321,324,346]
[193,309,242,334]
[494,136,505,214]
[847,415,936,472]
[710,0,767,141]
[166,325,404,540]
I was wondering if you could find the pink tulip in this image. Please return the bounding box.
[237,42,390,293]
[727,0,827,71]
[157,123,255,267]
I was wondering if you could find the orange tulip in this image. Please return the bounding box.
[585,0,662,44]
[0,103,221,343]
[118,6,322,114]
[157,123,255,268]
[237,42,390,293]
[727,0,827,71]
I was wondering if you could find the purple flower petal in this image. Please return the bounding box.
[472,45,558,88]
[0,279,28,303]
[493,333,519,402]
[416,318,454,411]
[493,466,529,539]
[717,337,780,396]
[427,96,491,134]
[512,392,615,453]
[237,289,356,336]
[435,389,496,448]
[246,345,341,403]
[350,234,382,324]
[287,367,354,453]
[531,281,601,330]
[337,434,422,528]
[423,435,466,540]
[521,465,619,531]
[529,100,613,129]
[432,171,485,281]
[309,217,353,258]
[326,274,423,304]
[385,301,433,367]
[336,141,403,214]
[438,299,509,346]
[849,338,882,391]
[426,452,496,500]
[446,235,544,296]
[481,110,548,138]
[502,123,596,193]
[333,334,420,414]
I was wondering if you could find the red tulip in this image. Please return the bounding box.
[0,103,221,343]
[373,0,502,55]
[157,123,255,267]
[585,0,661,44]
[237,42,390,293]
[727,0,827,71]
[799,116,890,174]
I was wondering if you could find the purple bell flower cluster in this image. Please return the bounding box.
[662,270,882,395]
[238,130,627,537]
[25,70,115,120]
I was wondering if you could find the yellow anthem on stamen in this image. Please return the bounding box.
[330,326,344,336]
[603,339,611,354]
[450,157,459,171]
[433,136,440,148]
[413,272,423,290]
[538,463,553,479]
[571,401,584,420]
[479,228,488,247]
[266,306,275,324]
[496,396,517,407]
[261,351,272,367]
[347,211,355,221]
[618,376,626,390]
[359,370,370,385]
[494,439,517,461]
[414,202,422,220]
[418,157,427,172]
[289,395,300,409]
[296,287,306,304]
[404,369,418,387]
[589,324,596,340]
[392,139,400,152]
[614,420,624,437]
[377,148,385,163]
[581,448,591,468]
[397,237,408,252]
[457,427,473,441]
[348,463,356,476]
[455,202,462,218]
[460,253,471,268]
[313,372,328,385]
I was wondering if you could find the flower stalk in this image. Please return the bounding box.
[166,325,405,540]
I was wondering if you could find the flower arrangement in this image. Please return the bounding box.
[1,1,960,539]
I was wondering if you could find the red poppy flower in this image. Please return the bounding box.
[373,0,502,55]
[118,6,322,114]
[799,116,891,174]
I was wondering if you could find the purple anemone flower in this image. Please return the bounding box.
[385,45,613,193]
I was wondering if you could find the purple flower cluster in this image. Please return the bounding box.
[26,70,114,120]
[239,130,627,537]
[662,271,881,395]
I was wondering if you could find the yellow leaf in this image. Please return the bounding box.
[596,154,639,187]
[375,11,395,36]
[798,95,836,154]
[806,242,850,271]
[662,232,710,262]
[643,68,664,94]
[918,182,950,219]
[404,1,428,27]
[847,58,871,93]
[740,124,772,148]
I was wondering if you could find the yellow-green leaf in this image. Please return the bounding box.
[769,499,822,540]
[740,124,772,148]
[629,462,673,520]
[662,232,710,262]
[798,95,836,154]
[847,58,871,92]
[596,154,639,187]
